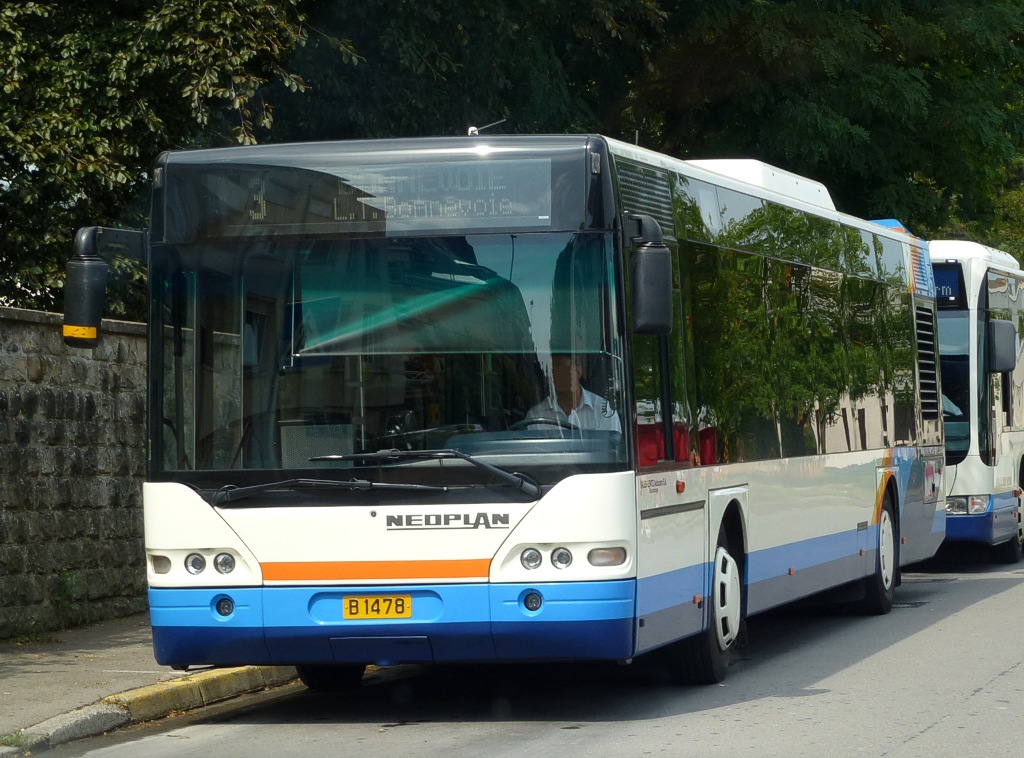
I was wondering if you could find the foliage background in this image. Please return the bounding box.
[3,0,1024,317]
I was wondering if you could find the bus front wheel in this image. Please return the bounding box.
[666,528,742,684]
[296,664,366,692]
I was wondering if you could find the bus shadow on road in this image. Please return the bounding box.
[209,558,1024,728]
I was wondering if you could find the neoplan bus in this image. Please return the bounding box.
[929,240,1023,562]
[63,136,945,688]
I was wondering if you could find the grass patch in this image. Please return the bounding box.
[0,731,30,749]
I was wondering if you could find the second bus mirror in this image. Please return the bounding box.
[989,319,1017,374]
[628,214,673,335]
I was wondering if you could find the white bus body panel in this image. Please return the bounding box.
[145,473,639,589]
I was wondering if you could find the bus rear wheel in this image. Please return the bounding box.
[667,528,742,684]
[296,664,366,691]
[859,493,896,615]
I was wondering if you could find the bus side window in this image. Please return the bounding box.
[633,334,666,467]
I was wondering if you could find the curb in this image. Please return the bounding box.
[1,666,297,755]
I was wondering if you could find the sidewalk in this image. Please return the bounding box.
[0,613,296,754]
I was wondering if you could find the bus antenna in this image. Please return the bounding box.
[467,119,507,136]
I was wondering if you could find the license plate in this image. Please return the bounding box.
[343,595,413,620]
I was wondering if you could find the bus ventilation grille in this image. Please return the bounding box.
[915,306,940,420]
[615,160,675,237]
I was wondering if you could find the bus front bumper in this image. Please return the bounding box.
[944,492,1019,547]
[149,580,636,668]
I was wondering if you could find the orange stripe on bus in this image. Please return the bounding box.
[261,559,492,581]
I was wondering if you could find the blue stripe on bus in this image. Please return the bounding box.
[747,529,862,584]
[636,562,706,616]
[148,580,637,667]
[150,588,269,666]
[635,529,870,622]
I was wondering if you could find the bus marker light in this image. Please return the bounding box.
[676,481,685,494]
[185,553,206,575]
[788,567,796,576]
[215,597,234,617]
[588,547,626,566]
[692,594,702,605]
[551,548,573,569]
[152,555,172,574]
[521,548,542,570]
[524,592,542,612]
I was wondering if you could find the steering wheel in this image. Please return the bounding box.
[510,417,579,431]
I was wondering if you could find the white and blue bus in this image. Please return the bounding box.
[64,136,945,687]
[929,240,1024,562]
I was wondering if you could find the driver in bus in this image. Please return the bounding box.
[524,353,621,432]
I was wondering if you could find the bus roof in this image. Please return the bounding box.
[929,239,1022,273]
[686,159,835,211]
[158,135,595,165]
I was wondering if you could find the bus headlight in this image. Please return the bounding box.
[185,553,206,575]
[947,496,989,515]
[521,548,542,570]
[214,552,236,574]
[968,495,990,514]
[551,547,573,569]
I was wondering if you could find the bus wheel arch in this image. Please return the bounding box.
[665,500,746,685]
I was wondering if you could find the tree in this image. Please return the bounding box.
[0,1,347,314]
[261,0,664,141]
[625,0,1024,231]
[6,0,1024,317]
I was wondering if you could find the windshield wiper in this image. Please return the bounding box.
[311,448,542,499]
[208,477,447,505]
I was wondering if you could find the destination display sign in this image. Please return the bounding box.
[164,158,555,241]
[932,263,963,308]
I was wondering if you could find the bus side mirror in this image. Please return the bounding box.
[63,228,110,349]
[62,226,145,349]
[627,214,673,335]
[989,319,1017,374]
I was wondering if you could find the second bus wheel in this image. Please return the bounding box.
[992,532,1023,564]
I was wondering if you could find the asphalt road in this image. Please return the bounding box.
[48,548,1024,758]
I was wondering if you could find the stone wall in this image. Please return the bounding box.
[0,307,147,639]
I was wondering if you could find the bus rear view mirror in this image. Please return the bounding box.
[62,226,145,349]
[627,214,673,335]
[989,319,1017,374]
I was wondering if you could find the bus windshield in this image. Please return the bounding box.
[937,310,970,463]
[149,231,627,490]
